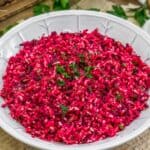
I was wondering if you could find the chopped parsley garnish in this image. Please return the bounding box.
[63,72,70,79]
[60,104,68,116]
[115,92,123,101]
[122,63,126,67]
[84,66,93,78]
[56,64,70,78]
[69,63,80,77]
[79,54,85,63]
[57,79,65,86]
[56,65,65,74]
[119,124,124,130]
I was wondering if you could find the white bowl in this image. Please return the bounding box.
[0,10,150,150]
[143,19,150,35]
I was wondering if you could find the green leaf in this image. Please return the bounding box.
[57,79,65,86]
[88,8,100,11]
[134,6,150,26]
[60,104,68,116]
[53,0,61,10]
[33,4,50,16]
[107,5,127,19]
[60,0,70,9]
[53,0,70,10]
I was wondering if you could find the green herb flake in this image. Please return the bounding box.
[56,65,70,78]
[84,66,93,78]
[33,3,50,16]
[86,74,93,78]
[60,104,68,116]
[63,72,70,79]
[122,63,126,67]
[84,66,93,72]
[69,63,76,69]
[119,124,124,130]
[60,0,70,9]
[78,54,88,68]
[107,5,127,19]
[69,63,80,77]
[115,92,123,101]
[57,79,65,86]
[79,54,85,62]
[56,65,65,74]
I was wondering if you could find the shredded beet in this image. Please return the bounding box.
[0,29,150,144]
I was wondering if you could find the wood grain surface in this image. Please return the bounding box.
[0,0,42,21]
[0,0,80,30]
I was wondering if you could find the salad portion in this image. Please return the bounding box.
[0,29,150,144]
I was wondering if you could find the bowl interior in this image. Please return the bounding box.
[0,11,150,150]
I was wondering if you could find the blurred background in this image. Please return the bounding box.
[0,0,150,150]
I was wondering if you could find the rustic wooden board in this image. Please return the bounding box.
[0,0,42,21]
[0,0,80,30]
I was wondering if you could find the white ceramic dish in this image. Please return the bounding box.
[143,19,150,35]
[0,10,150,150]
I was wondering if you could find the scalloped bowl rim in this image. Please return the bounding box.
[0,10,150,150]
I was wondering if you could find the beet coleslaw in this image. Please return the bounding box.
[0,29,150,144]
